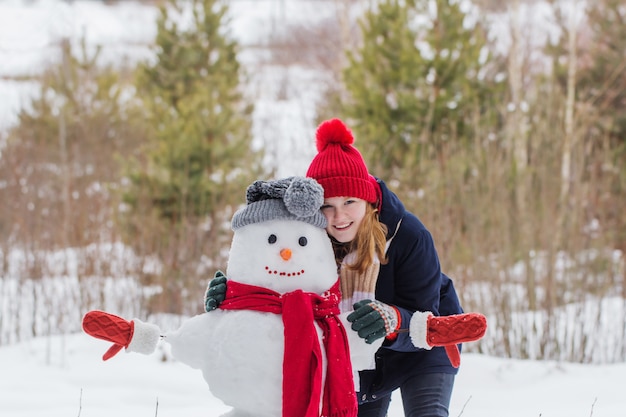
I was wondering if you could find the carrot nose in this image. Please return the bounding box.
[280,248,292,261]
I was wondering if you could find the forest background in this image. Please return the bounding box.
[1,0,625,365]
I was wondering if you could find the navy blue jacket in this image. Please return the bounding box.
[357,178,464,401]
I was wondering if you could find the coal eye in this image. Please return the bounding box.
[268,234,277,244]
[298,237,307,247]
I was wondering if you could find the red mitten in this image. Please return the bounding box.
[426,313,487,346]
[82,310,134,360]
[409,311,487,368]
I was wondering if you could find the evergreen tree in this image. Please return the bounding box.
[126,0,262,224]
[341,0,426,177]
[547,0,626,144]
[121,0,264,312]
[335,0,502,187]
[581,0,626,143]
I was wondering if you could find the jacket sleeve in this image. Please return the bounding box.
[382,223,444,352]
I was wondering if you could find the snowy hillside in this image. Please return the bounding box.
[0,0,342,175]
[0,0,570,175]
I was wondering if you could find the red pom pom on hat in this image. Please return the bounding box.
[307,118,377,203]
[315,118,354,151]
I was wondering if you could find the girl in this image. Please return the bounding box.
[305,118,465,417]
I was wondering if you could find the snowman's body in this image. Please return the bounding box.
[163,219,381,417]
[167,310,291,416]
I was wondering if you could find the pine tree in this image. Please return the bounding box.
[341,0,426,178]
[337,0,502,186]
[547,0,626,143]
[126,0,262,224]
[581,0,626,143]
[121,0,264,313]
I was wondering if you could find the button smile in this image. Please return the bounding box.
[265,266,305,277]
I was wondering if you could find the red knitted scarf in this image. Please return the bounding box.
[220,279,357,417]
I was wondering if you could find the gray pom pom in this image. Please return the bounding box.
[284,177,324,217]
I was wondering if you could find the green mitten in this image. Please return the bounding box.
[347,299,399,344]
[204,270,227,312]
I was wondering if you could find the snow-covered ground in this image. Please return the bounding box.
[1,332,624,417]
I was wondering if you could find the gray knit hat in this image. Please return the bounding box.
[231,176,327,230]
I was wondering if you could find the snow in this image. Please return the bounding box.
[2,333,624,417]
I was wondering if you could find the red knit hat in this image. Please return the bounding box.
[306,118,377,203]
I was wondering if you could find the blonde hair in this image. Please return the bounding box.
[332,203,388,274]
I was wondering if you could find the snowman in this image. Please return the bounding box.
[82,176,384,417]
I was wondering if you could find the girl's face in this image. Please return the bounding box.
[320,197,368,243]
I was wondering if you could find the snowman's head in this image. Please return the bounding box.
[226,177,338,294]
[227,219,337,294]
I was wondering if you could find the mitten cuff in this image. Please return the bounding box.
[370,300,399,335]
[409,310,433,350]
[127,319,160,355]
